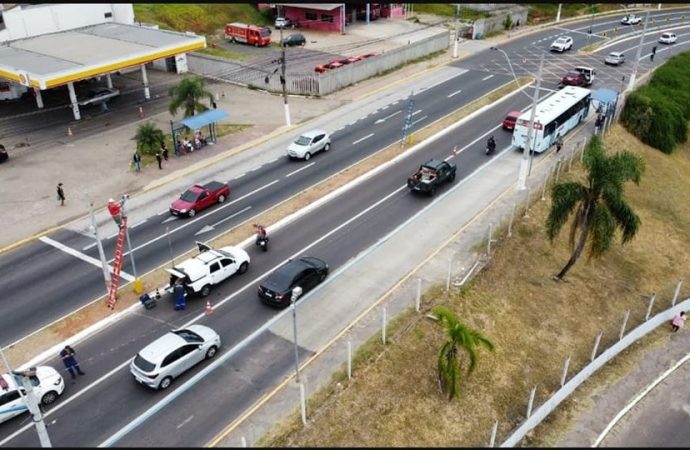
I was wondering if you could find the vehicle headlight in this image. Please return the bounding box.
[180,209,188,213]
[54,378,62,386]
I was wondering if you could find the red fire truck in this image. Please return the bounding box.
[224,23,271,47]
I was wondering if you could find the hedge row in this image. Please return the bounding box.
[620,51,690,154]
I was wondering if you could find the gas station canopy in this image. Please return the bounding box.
[0,22,206,90]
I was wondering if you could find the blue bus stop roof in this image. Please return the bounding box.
[592,88,618,105]
[178,109,229,130]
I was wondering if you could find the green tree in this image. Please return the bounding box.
[433,305,494,400]
[546,135,645,280]
[503,14,513,30]
[168,75,213,118]
[134,121,165,156]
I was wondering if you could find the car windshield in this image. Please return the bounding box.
[173,329,204,343]
[556,38,568,44]
[295,136,312,146]
[566,71,580,77]
[133,354,156,372]
[260,28,270,37]
[180,190,200,202]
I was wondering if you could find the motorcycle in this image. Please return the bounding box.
[486,138,496,155]
[255,234,269,252]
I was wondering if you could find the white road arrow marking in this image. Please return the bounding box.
[374,109,401,124]
[162,215,178,224]
[194,225,216,236]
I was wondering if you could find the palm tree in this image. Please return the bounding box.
[546,135,645,280]
[168,75,213,118]
[134,121,165,156]
[433,305,494,400]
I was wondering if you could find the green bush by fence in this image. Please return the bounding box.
[621,51,690,154]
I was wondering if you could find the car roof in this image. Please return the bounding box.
[555,36,570,40]
[661,32,675,36]
[422,159,447,170]
[299,129,328,138]
[264,257,326,288]
[608,51,623,56]
[138,327,209,364]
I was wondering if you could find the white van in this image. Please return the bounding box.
[0,366,65,425]
[0,81,28,101]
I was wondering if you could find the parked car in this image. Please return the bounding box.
[314,60,345,73]
[78,87,119,107]
[166,241,250,297]
[0,144,7,164]
[621,14,642,25]
[0,366,65,425]
[659,32,677,44]
[281,33,306,47]
[257,257,329,307]
[605,51,625,65]
[287,129,331,160]
[130,324,221,390]
[275,17,296,29]
[550,36,573,52]
[502,111,522,131]
[169,181,230,217]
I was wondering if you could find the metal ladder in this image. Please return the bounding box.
[107,217,128,309]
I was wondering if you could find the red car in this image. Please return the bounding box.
[314,60,345,73]
[502,111,522,130]
[169,181,230,218]
[560,70,587,87]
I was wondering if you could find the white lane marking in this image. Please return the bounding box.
[447,89,463,98]
[39,236,134,281]
[108,180,281,264]
[157,210,168,216]
[412,109,422,116]
[82,242,96,251]
[352,133,374,145]
[161,216,177,225]
[482,74,495,81]
[410,115,428,127]
[211,206,252,228]
[233,173,246,180]
[377,109,401,123]
[129,219,146,229]
[286,162,315,178]
[266,158,278,163]
[176,415,195,430]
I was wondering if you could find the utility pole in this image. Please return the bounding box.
[453,4,460,58]
[278,25,291,127]
[518,51,545,191]
[556,3,562,22]
[120,194,142,294]
[628,10,650,91]
[290,286,303,382]
[0,350,52,447]
[88,197,111,290]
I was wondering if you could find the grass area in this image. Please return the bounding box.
[198,44,252,62]
[526,3,628,25]
[257,123,690,447]
[412,4,491,20]
[373,50,446,79]
[133,3,269,35]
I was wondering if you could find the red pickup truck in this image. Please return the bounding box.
[169,181,230,218]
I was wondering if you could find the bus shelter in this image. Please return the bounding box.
[170,108,229,150]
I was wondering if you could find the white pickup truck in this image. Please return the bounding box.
[166,242,250,297]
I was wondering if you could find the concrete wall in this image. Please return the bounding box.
[0,3,134,42]
[472,5,527,40]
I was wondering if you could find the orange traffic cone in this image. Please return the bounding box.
[205,300,213,316]
[67,127,73,137]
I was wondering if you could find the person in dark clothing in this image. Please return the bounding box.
[155,151,163,170]
[173,280,186,311]
[57,183,65,206]
[161,142,169,161]
[132,151,142,173]
[59,345,85,380]
[555,136,563,153]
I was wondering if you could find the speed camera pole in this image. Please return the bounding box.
[627,10,650,91]
[290,286,303,382]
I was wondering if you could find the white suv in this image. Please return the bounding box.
[550,36,573,52]
[287,129,331,160]
[130,325,221,390]
[621,14,641,25]
[166,242,250,297]
[659,32,677,44]
[0,366,65,425]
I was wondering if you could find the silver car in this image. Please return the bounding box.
[605,51,625,65]
[130,324,221,390]
[287,129,331,160]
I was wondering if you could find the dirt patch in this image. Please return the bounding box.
[256,123,690,446]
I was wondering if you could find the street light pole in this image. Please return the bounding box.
[119,194,142,294]
[556,3,562,23]
[490,46,525,97]
[627,10,650,91]
[518,51,545,191]
[290,286,303,383]
[453,4,460,58]
[278,26,292,127]
[88,196,111,290]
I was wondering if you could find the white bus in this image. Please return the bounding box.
[512,85,591,154]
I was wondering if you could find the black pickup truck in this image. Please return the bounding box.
[407,159,457,196]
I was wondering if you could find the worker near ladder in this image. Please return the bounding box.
[107,198,123,228]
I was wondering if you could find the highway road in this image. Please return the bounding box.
[1,7,690,446]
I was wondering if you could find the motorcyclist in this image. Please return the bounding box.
[486,135,496,154]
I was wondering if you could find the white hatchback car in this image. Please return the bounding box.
[130,325,221,390]
[287,129,331,160]
[550,36,573,52]
[621,14,641,25]
[0,366,65,425]
[605,51,625,65]
[659,32,677,44]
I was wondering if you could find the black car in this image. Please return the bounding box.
[258,256,329,307]
[281,33,306,47]
[0,144,7,164]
